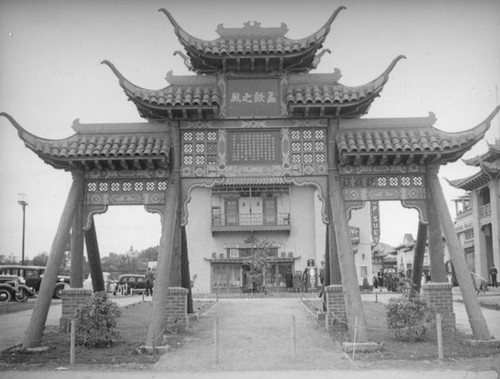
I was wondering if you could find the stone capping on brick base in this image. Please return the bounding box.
[165,287,189,334]
[325,284,346,329]
[421,282,456,331]
[59,288,92,332]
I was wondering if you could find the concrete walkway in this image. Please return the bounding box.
[154,297,352,372]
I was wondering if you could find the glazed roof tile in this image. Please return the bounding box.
[160,7,343,57]
[0,114,170,171]
[336,106,500,165]
[286,56,405,108]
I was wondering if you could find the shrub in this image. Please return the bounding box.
[74,291,122,348]
[386,294,434,341]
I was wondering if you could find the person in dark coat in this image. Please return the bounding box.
[145,267,155,296]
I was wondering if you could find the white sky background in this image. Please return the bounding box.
[0,0,499,260]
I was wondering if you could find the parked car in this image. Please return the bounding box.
[0,265,69,299]
[83,272,113,293]
[0,274,35,302]
[113,274,146,295]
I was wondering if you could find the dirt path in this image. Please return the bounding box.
[153,298,353,372]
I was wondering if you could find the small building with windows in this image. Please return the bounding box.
[448,141,500,282]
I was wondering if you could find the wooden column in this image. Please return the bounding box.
[329,170,368,341]
[326,121,342,286]
[146,123,181,347]
[328,223,342,285]
[180,226,193,314]
[426,168,447,282]
[323,225,330,287]
[23,172,85,348]
[84,217,105,292]
[427,167,491,340]
[70,198,84,287]
[411,221,428,294]
[169,206,182,287]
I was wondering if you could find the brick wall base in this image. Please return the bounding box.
[59,288,92,332]
[421,282,456,331]
[325,285,346,330]
[165,287,189,333]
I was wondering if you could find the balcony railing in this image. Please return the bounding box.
[211,212,290,232]
[479,203,491,218]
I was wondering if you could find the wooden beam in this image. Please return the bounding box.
[427,167,491,339]
[133,159,141,170]
[327,121,368,341]
[329,169,369,341]
[180,225,193,314]
[426,169,447,283]
[411,221,428,294]
[146,123,181,347]
[23,172,85,348]
[70,198,84,287]
[85,216,105,292]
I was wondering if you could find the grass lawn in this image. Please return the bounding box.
[0,299,215,371]
[303,298,500,362]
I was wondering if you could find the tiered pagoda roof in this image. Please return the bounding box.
[447,136,500,191]
[101,7,406,121]
[336,106,500,166]
[0,113,170,171]
[103,55,405,121]
[159,7,346,74]
[2,7,497,172]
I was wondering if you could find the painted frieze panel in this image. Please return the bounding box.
[180,120,328,178]
[84,178,167,206]
[341,173,426,201]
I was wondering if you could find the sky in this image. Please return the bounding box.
[1,0,499,261]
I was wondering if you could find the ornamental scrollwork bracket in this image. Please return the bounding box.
[345,200,366,220]
[82,204,108,231]
[401,199,428,224]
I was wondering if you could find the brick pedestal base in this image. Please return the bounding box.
[59,288,92,331]
[421,282,456,331]
[165,287,188,333]
[325,285,346,329]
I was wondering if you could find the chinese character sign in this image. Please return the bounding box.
[371,201,380,245]
[227,130,281,165]
[227,78,280,117]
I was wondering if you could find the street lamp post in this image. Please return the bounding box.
[18,193,28,266]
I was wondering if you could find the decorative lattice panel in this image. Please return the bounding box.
[182,130,218,167]
[85,179,167,205]
[341,174,426,201]
[290,128,326,166]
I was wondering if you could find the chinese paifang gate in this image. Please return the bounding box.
[2,6,498,348]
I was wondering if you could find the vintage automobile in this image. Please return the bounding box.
[83,272,113,293]
[0,274,35,302]
[113,274,147,295]
[0,265,69,299]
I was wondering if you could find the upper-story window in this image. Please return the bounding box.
[211,185,290,232]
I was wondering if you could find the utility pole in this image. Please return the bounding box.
[18,193,28,265]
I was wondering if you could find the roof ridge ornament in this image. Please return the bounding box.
[173,50,194,71]
[216,20,289,38]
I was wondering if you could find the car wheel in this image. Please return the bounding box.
[53,283,67,299]
[15,290,28,302]
[0,288,12,302]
